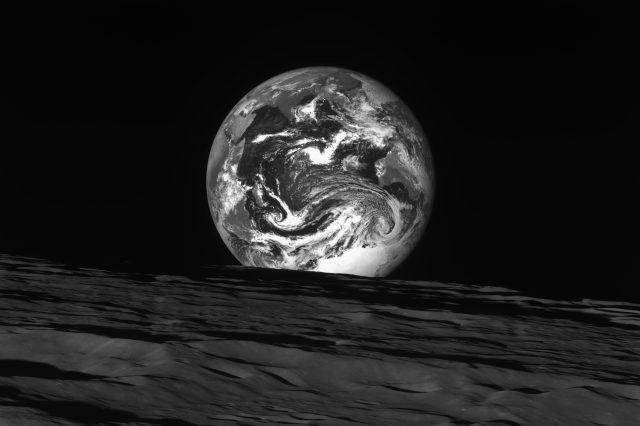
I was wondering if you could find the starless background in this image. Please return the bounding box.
[1,2,638,301]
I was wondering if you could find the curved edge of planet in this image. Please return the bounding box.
[206,66,435,277]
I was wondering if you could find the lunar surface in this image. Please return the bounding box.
[206,67,434,277]
[1,255,639,425]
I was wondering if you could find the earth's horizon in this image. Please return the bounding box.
[207,67,434,277]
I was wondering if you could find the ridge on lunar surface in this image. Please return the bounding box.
[1,255,640,426]
[207,67,434,277]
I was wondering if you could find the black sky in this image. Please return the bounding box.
[1,2,638,301]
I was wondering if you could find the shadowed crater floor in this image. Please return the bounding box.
[0,255,639,425]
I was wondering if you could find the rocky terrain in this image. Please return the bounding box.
[0,254,639,425]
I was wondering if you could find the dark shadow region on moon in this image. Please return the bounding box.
[0,255,639,425]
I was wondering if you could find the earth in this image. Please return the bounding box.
[206,67,434,277]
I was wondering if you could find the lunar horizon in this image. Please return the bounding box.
[1,254,638,425]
